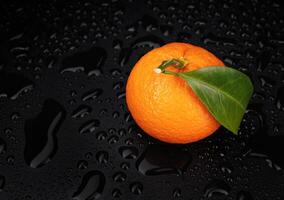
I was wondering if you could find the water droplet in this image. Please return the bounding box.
[70,90,77,97]
[125,138,133,145]
[118,129,126,136]
[69,99,77,105]
[24,99,66,168]
[95,131,107,140]
[112,111,120,119]
[0,137,6,154]
[130,182,143,195]
[72,170,105,200]
[172,188,181,198]
[0,71,34,100]
[61,46,107,77]
[7,155,15,165]
[96,151,108,164]
[113,81,123,90]
[119,146,138,159]
[111,69,122,78]
[124,113,132,122]
[248,152,282,171]
[4,128,12,135]
[82,89,103,101]
[116,92,125,99]
[11,113,20,121]
[108,135,119,144]
[72,105,92,119]
[136,145,191,175]
[112,188,122,197]
[220,162,233,174]
[203,180,230,198]
[79,120,100,134]
[77,160,88,170]
[113,172,126,182]
[160,25,173,36]
[108,128,116,135]
[276,86,284,111]
[99,109,107,116]
[120,162,130,170]
[85,152,93,160]
[113,40,122,51]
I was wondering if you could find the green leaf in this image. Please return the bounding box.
[178,66,253,134]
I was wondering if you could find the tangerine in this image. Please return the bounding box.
[126,42,225,143]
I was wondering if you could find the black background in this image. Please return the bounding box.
[0,0,283,199]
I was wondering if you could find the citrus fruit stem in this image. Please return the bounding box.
[155,58,188,73]
[163,70,180,76]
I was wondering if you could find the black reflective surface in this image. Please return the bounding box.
[0,0,283,199]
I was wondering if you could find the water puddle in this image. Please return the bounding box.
[24,99,66,168]
[136,145,191,176]
[72,170,105,200]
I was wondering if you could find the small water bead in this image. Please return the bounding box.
[220,162,233,174]
[96,131,107,140]
[113,40,122,51]
[111,69,122,78]
[120,162,130,170]
[0,138,6,154]
[99,109,107,116]
[81,89,103,101]
[113,81,123,90]
[124,113,132,122]
[118,129,126,136]
[112,111,120,119]
[172,188,181,198]
[125,138,134,145]
[113,172,126,182]
[96,151,109,164]
[108,128,116,135]
[116,92,126,99]
[84,152,93,160]
[79,120,100,134]
[7,155,15,165]
[4,128,12,135]
[119,146,138,159]
[72,105,92,119]
[69,99,76,105]
[77,160,88,170]
[130,182,143,195]
[108,135,119,144]
[11,113,20,121]
[112,188,122,198]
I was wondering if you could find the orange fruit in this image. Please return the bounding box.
[126,42,225,144]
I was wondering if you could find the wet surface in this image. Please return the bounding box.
[0,0,283,199]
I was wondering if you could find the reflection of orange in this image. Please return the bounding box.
[126,42,224,144]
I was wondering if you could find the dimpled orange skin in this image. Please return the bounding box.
[126,42,225,144]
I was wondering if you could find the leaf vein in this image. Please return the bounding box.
[185,76,246,111]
